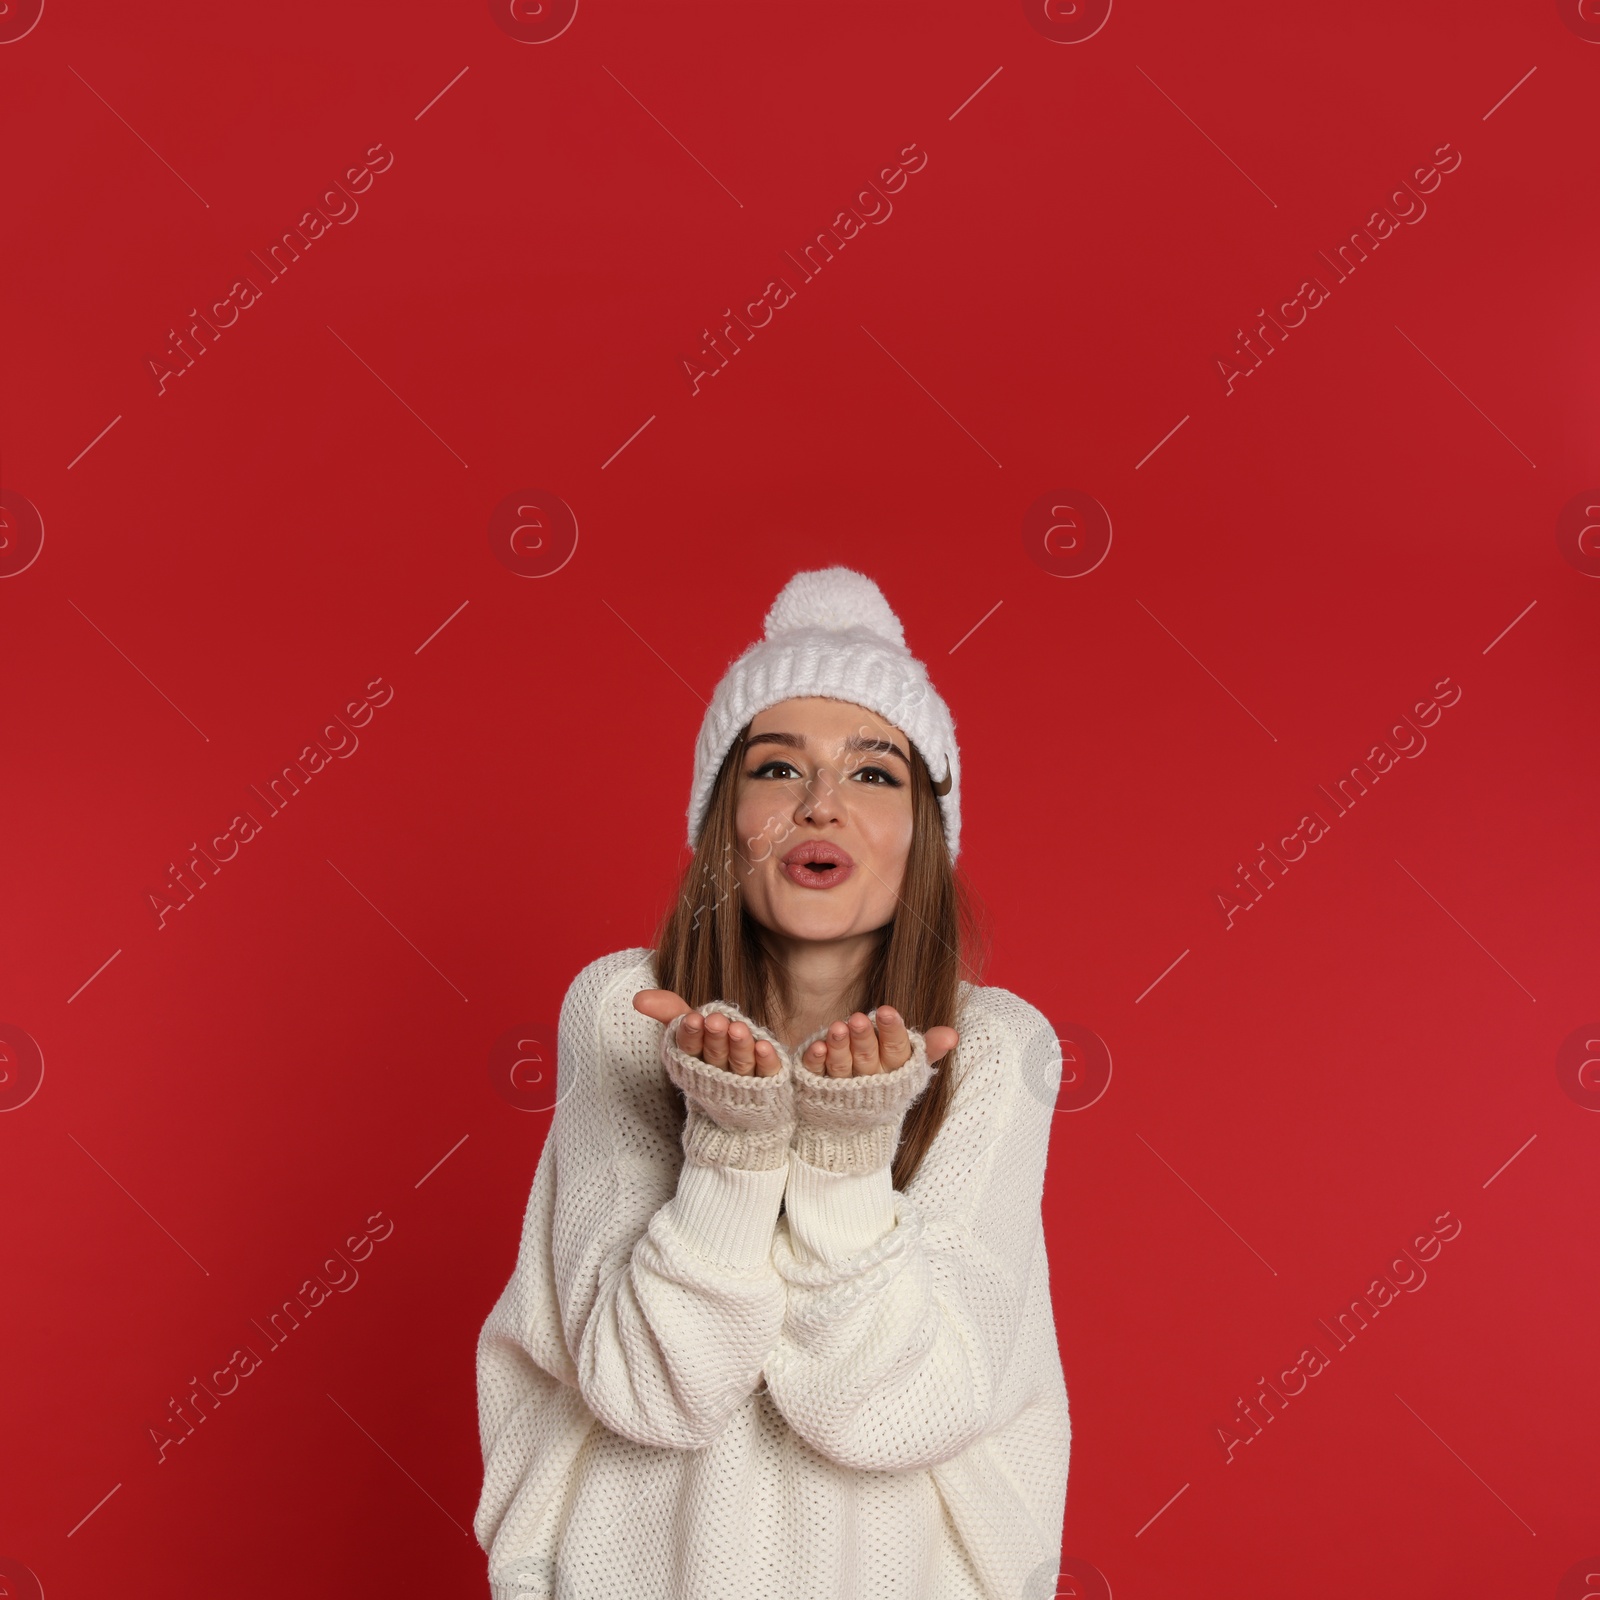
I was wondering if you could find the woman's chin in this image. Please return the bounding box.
[763,902,868,944]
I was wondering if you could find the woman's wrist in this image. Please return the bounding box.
[682,1108,793,1171]
[662,1000,796,1170]
[789,1013,935,1175]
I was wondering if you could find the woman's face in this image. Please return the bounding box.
[733,696,915,944]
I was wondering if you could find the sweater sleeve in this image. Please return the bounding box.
[764,995,1061,1473]
[550,955,790,1452]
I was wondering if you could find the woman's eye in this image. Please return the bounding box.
[748,760,902,787]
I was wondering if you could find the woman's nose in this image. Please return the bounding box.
[797,767,844,823]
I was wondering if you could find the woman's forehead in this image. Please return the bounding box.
[748,697,901,736]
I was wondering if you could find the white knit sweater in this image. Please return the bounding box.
[474,947,1070,1600]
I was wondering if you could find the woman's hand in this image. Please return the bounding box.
[632,989,784,1077]
[800,1008,959,1079]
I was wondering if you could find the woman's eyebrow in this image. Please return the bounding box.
[745,731,910,767]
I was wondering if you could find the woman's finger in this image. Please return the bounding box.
[874,1006,911,1071]
[848,1013,882,1075]
[753,1038,781,1078]
[823,1019,853,1078]
[679,1011,705,1061]
[633,988,691,1026]
[726,1020,756,1075]
[701,1012,730,1068]
[926,1025,959,1064]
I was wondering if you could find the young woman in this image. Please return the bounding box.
[474,567,1070,1600]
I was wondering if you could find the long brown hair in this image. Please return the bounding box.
[651,719,990,1191]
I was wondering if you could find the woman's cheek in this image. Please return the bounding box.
[886,807,915,859]
[735,803,780,863]
[862,812,914,888]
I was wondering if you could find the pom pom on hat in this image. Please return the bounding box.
[763,566,907,649]
[686,565,964,863]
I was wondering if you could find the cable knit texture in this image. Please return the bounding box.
[474,947,1070,1600]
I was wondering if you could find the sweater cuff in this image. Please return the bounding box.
[665,1158,789,1273]
[683,1108,792,1172]
[783,1150,897,1264]
[662,1000,795,1170]
[662,1000,794,1123]
[790,1014,935,1175]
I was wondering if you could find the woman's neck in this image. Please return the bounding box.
[761,928,882,1052]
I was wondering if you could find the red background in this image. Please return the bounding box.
[3,1,1597,1596]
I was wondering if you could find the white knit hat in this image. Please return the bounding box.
[686,566,962,862]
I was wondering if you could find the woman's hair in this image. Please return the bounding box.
[651,720,990,1191]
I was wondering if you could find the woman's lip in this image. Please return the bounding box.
[779,858,856,890]
[781,843,854,868]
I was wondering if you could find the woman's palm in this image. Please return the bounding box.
[633,990,956,1078]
